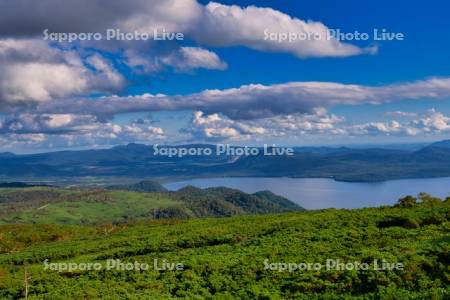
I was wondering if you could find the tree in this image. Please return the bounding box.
[418,193,442,206]
[395,195,417,208]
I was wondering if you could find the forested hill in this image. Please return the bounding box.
[0,184,304,225]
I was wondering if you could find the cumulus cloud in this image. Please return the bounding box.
[0,39,125,105]
[0,0,376,110]
[347,121,404,136]
[348,109,450,137]
[161,47,227,72]
[183,111,266,141]
[181,108,450,142]
[183,109,346,142]
[0,113,165,150]
[1,0,448,149]
[0,0,195,36]
[412,108,450,133]
[195,2,370,58]
[257,108,345,136]
[0,0,368,59]
[3,108,450,149]
[2,109,344,145]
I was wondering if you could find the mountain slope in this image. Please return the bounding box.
[0,200,448,299]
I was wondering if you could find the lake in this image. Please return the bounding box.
[164,177,450,210]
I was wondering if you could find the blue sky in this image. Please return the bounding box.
[0,0,449,152]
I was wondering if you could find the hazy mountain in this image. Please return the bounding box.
[1,140,450,182]
[0,182,50,188]
[426,140,450,148]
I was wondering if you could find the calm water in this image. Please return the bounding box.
[164,177,450,210]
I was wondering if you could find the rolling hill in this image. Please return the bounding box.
[0,184,304,225]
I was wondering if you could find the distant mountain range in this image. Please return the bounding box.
[0,182,51,188]
[1,140,450,182]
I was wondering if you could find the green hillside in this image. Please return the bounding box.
[0,186,303,225]
[0,198,448,299]
[0,188,179,225]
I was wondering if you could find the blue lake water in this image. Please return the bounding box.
[164,177,450,210]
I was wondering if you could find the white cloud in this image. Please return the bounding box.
[45,114,76,128]
[2,63,88,103]
[0,0,368,59]
[183,108,450,142]
[3,108,450,149]
[194,2,370,58]
[161,47,227,72]
[413,108,450,132]
[0,1,380,108]
[258,108,345,136]
[347,121,403,136]
[124,46,228,75]
[384,111,418,118]
[185,109,344,141]
[347,109,450,137]
[0,113,165,150]
[0,39,124,105]
[185,111,266,141]
[30,77,450,121]
[85,54,126,89]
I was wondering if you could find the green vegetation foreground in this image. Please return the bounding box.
[0,198,449,299]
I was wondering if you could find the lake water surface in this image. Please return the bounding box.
[164,177,450,209]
